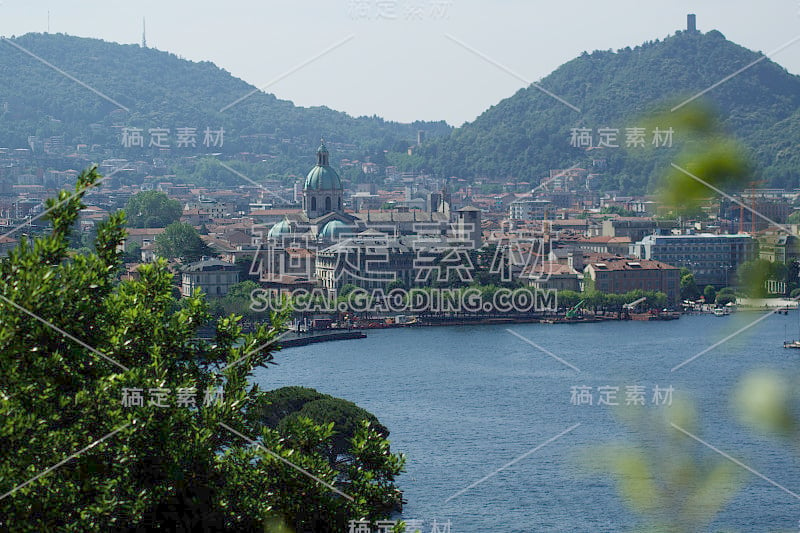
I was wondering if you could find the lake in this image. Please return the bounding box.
[251,311,800,532]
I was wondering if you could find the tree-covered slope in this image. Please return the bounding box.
[415,29,800,190]
[0,33,450,168]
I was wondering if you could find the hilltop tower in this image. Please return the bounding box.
[142,18,147,48]
[687,14,697,33]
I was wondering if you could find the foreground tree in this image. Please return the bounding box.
[0,167,404,532]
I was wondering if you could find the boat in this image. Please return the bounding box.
[712,307,729,316]
[785,306,800,347]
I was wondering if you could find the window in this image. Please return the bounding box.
[325,197,331,212]
[311,197,317,211]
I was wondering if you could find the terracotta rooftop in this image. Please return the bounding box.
[588,257,678,271]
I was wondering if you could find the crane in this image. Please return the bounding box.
[621,296,648,319]
[565,300,585,319]
[623,297,647,310]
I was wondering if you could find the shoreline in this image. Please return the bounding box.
[212,306,789,348]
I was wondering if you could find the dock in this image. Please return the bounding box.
[278,330,367,348]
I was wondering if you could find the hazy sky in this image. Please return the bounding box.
[2,1,799,126]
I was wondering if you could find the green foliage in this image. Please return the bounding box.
[702,285,716,304]
[787,211,800,225]
[124,191,183,228]
[257,386,391,466]
[734,370,796,436]
[600,205,638,217]
[386,279,407,291]
[580,289,668,313]
[736,258,787,297]
[0,33,450,182]
[154,221,212,262]
[0,167,405,532]
[207,280,261,319]
[122,240,142,263]
[580,401,744,532]
[715,293,736,306]
[656,105,750,217]
[415,30,800,189]
[557,290,582,309]
[680,271,700,300]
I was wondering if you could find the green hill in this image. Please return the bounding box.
[0,32,450,177]
[410,29,800,192]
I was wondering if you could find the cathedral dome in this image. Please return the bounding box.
[319,219,351,240]
[267,218,292,239]
[304,142,342,191]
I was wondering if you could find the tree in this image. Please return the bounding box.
[557,290,581,310]
[208,280,262,319]
[154,221,212,262]
[716,293,737,306]
[386,279,406,291]
[234,255,258,281]
[736,259,778,297]
[256,387,401,507]
[0,167,405,532]
[787,260,800,296]
[124,190,183,228]
[123,240,142,263]
[788,211,800,225]
[703,285,716,304]
[680,269,700,300]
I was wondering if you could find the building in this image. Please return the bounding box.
[583,256,681,305]
[565,236,632,256]
[601,217,676,243]
[315,231,415,293]
[265,142,359,240]
[0,234,17,257]
[124,228,165,253]
[509,198,551,220]
[454,206,482,249]
[524,262,582,292]
[759,234,800,265]
[719,196,791,232]
[184,197,234,218]
[631,233,757,287]
[180,257,239,297]
[687,13,697,32]
[302,142,344,219]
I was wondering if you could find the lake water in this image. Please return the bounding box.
[251,312,800,532]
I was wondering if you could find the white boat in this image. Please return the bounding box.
[712,307,728,316]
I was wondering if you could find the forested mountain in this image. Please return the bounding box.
[409,29,800,192]
[0,33,450,174]
[2,30,799,193]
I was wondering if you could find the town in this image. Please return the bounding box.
[1,136,793,327]
[4,6,800,532]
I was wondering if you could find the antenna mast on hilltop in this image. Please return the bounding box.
[142,17,147,48]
